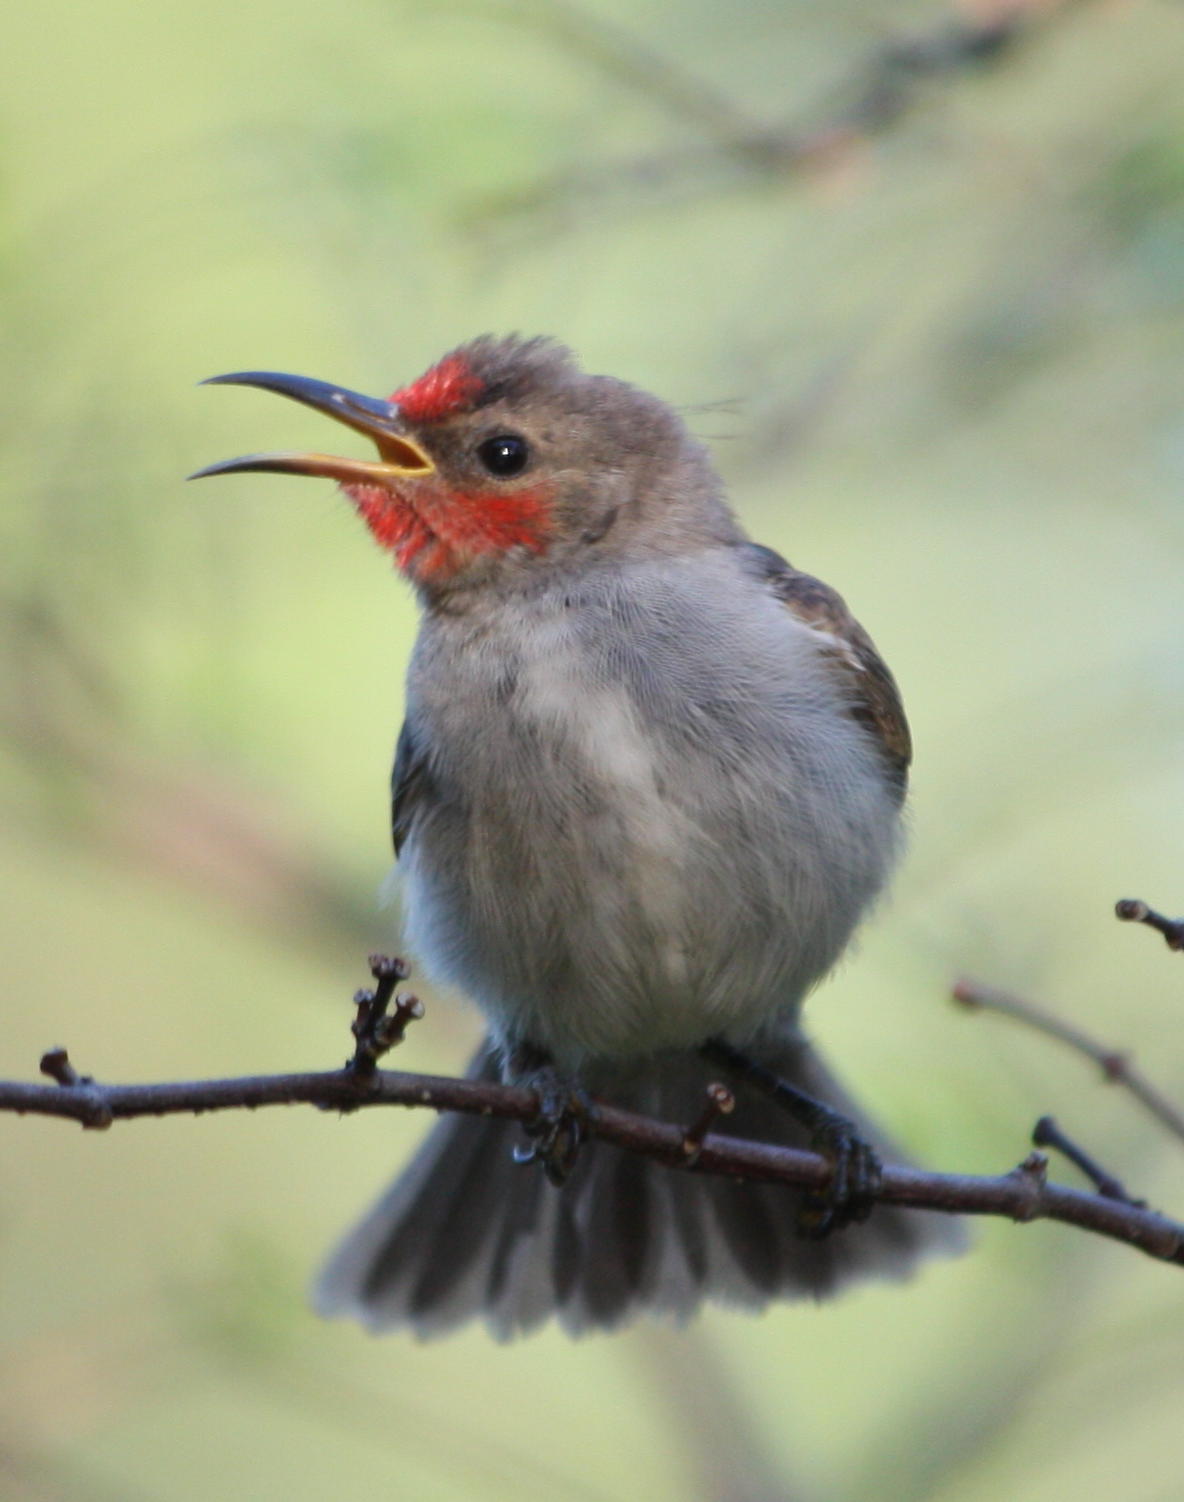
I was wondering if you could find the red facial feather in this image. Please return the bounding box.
[344,481,550,581]
[390,355,485,424]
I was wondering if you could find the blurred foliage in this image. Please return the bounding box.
[2,0,1183,1498]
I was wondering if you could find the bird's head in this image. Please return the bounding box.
[191,335,735,599]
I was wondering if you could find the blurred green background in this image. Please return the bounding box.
[3,1,1184,1498]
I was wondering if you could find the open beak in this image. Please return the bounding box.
[187,371,435,485]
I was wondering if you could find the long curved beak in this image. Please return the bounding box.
[187,371,435,484]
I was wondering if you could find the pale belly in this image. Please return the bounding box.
[396,648,895,1069]
[398,565,900,1066]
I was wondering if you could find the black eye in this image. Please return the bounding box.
[476,433,530,478]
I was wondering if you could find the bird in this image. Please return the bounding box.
[192,335,962,1339]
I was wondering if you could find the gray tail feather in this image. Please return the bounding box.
[313,1037,965,1340]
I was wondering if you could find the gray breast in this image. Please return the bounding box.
[398,550,900,1067]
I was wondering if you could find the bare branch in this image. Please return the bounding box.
[347,953,423,1080]
[1116,898,1184,953]
[680,1081,736,1166]
[4,1046,1182,1269]
[952,978,1184,1147]
[1032,1115,1142,1206]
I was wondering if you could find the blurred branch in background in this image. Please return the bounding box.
[462,0,1095,230]
[0,583,378,953]
[954,898,1184,1148]
[954,978,1184,1145]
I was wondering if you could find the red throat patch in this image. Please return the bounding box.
[391,355,485,424]
[343,480,551,581]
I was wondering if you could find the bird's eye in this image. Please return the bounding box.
[476,434,530,478]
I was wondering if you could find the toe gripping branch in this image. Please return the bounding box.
[700,1037,882,1238]
[507,1044,594,1188]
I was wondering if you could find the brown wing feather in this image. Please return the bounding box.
[744,544,911,799]
[391,717,432,857]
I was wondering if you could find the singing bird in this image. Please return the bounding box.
[193,336,961,1338]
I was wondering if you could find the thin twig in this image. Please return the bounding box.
[3,1051,1182,1267]
[680,1082,735,1166]
[1116,898,1184,953]
[952,978,1184,1147]
[348,953,422,1080]
[1032,1116,1142,1206]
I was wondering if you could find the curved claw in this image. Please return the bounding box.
[796,1116,883,1239]
[512,1066,592,1187]
[698,1038,884,1241]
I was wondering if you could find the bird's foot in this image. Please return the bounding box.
[795,1107,882,1239]
[700,1036,882,1239]
[508,1050,592,1187]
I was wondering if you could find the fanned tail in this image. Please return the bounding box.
[313,1037,964,1340]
